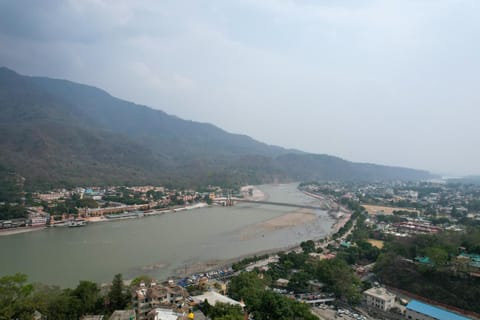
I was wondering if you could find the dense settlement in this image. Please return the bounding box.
[1,181,480,320]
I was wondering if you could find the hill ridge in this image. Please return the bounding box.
[0,67,433,193]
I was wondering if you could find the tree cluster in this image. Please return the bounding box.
[227,272,316,320]
[374,226,480,313]
[0,273,130,320]
[0,204,28,220]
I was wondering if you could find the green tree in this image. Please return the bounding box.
[315,258,361,303]
[0,204,28,220]
[107,274,129,312]
[287,271,312,293]
[44,289,82,320]
[72,280,102,315]
[28,283,63,317]
[0,273,34,320]
[254,291,316,320]
[227,272,265,310]
[300,240,315,254]
[255,290,293,320]
[202,301,244,320]
[425,247,449,267]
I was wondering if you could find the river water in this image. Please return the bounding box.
[0,183,335,287]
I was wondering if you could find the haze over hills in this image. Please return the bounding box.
[0,67,433,192]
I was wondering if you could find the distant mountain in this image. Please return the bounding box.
[447,176,480,185]
[0,67,433,191]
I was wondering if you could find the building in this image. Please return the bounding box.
[109,310,136,320]
[393,222,441,235]
[81,316,104,320]
[307,280,325,293]
[132,281,188,320]
[36,192,67,201]
[29,216,48,227]
[363,287,395,311]
[458,253,480,269]
[147,308,179,320]
[405,300,471,320]
[192,291,245,308]
[274,278,289,288]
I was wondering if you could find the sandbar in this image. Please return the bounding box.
[239,208,316,240]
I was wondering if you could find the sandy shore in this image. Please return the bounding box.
[0,227,47,236]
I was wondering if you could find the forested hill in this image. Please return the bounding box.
[0,67,433,194]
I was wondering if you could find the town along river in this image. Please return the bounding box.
[0,183,336,287]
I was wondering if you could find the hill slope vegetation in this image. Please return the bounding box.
[0,67,433,192]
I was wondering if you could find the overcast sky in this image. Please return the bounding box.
[1,0,479,176]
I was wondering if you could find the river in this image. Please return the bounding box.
[0,183,335,287]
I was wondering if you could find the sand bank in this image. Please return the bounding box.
[0,227,47,237]
[239,208,316,241]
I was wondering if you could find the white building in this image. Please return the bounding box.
[192,291,245,308]
[149,308,179,320]
[363,287,395,311]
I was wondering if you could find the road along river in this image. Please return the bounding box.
[0,183,336,287]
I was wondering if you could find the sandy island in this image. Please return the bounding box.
[238,184,349,241]
[239,185,318,240]
[239,208,317,240]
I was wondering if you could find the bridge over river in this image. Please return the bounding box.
[230,198,328,211]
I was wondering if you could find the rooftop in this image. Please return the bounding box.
[363,287,395,300]
[150,308,179,320]
[109,310,135,320]
[406,300,471,320]
[459,253,480,262]
[192,291,245,308]
[414,256,432,265]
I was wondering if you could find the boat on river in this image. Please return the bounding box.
[66,220,88,227]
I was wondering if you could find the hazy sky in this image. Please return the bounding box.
[1,0,479,176]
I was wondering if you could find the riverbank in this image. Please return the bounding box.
[172,242,300,279]
[0,226,47,236]
[0,203,209,237]
[84,203,209,223]
[300,189,352,236]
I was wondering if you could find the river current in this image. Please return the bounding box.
[0,183,335,287]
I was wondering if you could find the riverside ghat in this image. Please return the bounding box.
[0,183,337,287]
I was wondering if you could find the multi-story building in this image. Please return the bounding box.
[132,281,188,320]
[363,287,395,311]
[392,222,442,235]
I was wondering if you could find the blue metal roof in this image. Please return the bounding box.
[407,300,471,320]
